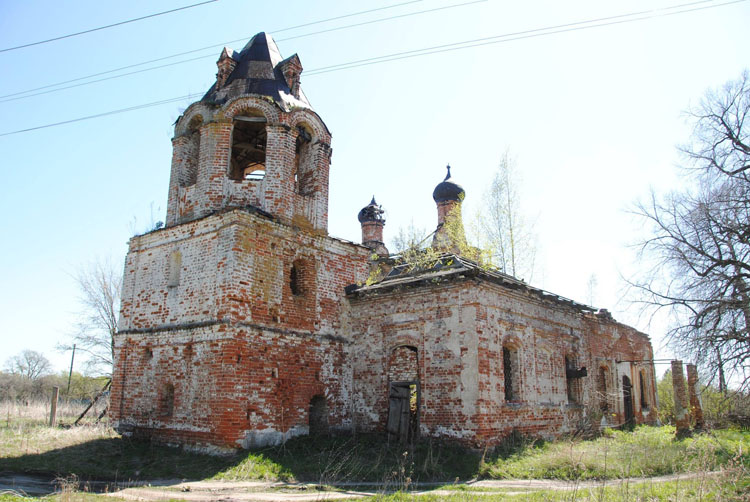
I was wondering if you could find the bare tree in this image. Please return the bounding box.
[390,220,431,254]
[587,273,599,306]
[62,258,122,376]
[631,71,750,389]
[4,350,52,380]
[474,151,537,281]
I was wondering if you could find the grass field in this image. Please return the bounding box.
[0,410,747,500]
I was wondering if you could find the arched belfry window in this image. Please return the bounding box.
[179,116,201,187]
[230,112,267,181]
[294,124,314,195]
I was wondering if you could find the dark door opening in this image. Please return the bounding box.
[308,395,328,436]
[622,375,634,429]
[386,381,419,443]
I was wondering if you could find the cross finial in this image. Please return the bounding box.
[445,164,452,181]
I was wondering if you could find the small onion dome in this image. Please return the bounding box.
[432,165,465,203]
[358,196,385,223]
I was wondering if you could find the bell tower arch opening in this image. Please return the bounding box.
[230,112,267,181]
[180,116,202,188]
[294,123,314,195]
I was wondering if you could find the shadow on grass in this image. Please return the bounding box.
[0,433,488,494]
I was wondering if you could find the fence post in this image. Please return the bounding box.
[49,386,59,427]
[670,361,691,439]
[686,364,705,431]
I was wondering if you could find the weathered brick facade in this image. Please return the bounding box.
[111,33,657,453]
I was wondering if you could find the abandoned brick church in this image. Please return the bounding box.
[110,33,658,452]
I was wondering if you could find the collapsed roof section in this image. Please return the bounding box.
[346,253,606,316]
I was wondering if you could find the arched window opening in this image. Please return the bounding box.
[290,262,302,296]
[294,124,314,195]
[565,355,584,404]
[161,383,175,417]
[168,250,182,287]
[308,395,328,436]
[179,116,201,187]
[503,346,520,402]
[597,366,609,413]
[639,370,649,409]
[230,114,267,181]
[622,375,634,426]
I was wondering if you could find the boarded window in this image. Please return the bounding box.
[503,346,520,402]
[230,115,267,181]
[565,355,583,404]
[639,370,649,409]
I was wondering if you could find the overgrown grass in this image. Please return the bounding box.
[481,425,749,481]
[0,399,103,427]
[1,422,747,487]
[378,476,749,500]
[214,434,480,483]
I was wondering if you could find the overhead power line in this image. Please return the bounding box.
[0,0,424,101]
[0,0,744,137]
[0,0,482,104]
[0,94,203,137]
[304,0,740,76]
[0,0,219,53]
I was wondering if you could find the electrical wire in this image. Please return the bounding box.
[0,0,218,53]
[278,0,486,43]
[304,0,735,76]
[0,0,423,100]
[0,94,203,137]
[0,0,485,104]
[0,0,744,137]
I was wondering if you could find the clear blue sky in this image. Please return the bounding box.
[0,0,748,373]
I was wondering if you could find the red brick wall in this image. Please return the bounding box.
[347,278,657,447]
[113,208,370,451]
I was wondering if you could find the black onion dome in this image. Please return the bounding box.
[358,196,385,223]
[432,165,465,203]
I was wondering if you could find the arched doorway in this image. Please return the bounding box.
[386,345,419,443]
[622,375,634,428]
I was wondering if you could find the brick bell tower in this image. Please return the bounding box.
[111,33,370,452]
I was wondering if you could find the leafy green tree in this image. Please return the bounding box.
[474,151,537,281]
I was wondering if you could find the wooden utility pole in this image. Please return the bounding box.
[67,344,76,395]
[49,386,59,427]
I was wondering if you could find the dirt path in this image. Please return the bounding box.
[0,471,723,501]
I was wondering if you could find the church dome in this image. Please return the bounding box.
[358,196,385,223]
[432,165,465,203]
